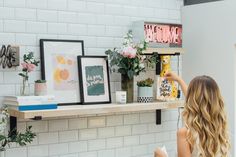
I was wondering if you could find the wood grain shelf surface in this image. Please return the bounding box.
[9,100,184,119]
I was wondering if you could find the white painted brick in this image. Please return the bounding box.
[124,113,139,125]
[26,21,47,33]
[4,20,26,33]
[58,35,77,40]
[0,7,14,19]
[97,37,114,48]
[169,9,181,20]
[27,120,48,133]
[26,0,47,9]
[36,34,58,41]
[69,141,87,153]
[79,128,97,140]
[96,14,114,25]
[69,117,87,130]
[68,0,87,12]
[88,116,105,128]
[0,84,15,96]
[115,147,131,157]
[49,119,68,131]
[16,33,37,46]
[59,130,78,142]
[3,72,21,83]
[106,137,123,149]
[78,152,97,157]
[87,48,105,56]
[115,125,131,136]
[25,46,40,58]
[105,4,123,15]
[87,2,104,13]
[5,0,25,7]
[163,0,178,9]
[60,154,78,157]
[88,139,106,151]
[138,7,155,17]
[123,6,138,16]
[148,143,162,154]
[114,82,121,91]
[88,25,105,36]
[132,124,148,135]
[58,11,77,23]
[98,127,115,138]
[110,73,121,82]
[79,36,97,47]
[15,8,36,20]
[98,149,115,157]
[48,23,67,34]
[68,24,87,35]
[140,112,156,123]
[0,0,3,6]
[106,115,123,126]
[105,26,124,37]
[113,16,130,26]
[155,9,169,19]
[6,147,27,157]
[162,121,178,131]
[148,123,162,133]
[77,13,96,24]
[37,10,58,22]
[124,135,139,146]
[48,0,67,10]
[0,72,3,83]
[38,132,58,144]
[28,145,48,157]
[0,20,3,31]
[140,133,156,144]
[49,143,69,156]
[132,145,148,156]
[17,122,26,132]
[156,132,170,142]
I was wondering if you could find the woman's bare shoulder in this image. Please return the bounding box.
[177,127,187,138]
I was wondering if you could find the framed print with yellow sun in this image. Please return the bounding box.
[40,39,84,105]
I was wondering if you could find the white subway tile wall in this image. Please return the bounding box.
[0,0,183,156]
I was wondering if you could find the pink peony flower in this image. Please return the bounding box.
[21,63,28,69]
[27,63,36,72]
[121,46,137,58]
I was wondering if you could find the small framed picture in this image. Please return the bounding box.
[40,39,84,105]
[77,56,111,104]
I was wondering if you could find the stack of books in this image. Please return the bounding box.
[3,95,58,111]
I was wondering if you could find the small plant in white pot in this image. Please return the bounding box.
[34,80,47,96]
[137,78,154,103]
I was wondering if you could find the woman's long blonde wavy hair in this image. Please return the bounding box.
[182,76,230,157]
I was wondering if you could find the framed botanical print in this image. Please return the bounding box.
[77,56,111,104]
[40,39,84,105]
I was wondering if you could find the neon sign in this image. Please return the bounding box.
[144,23,182,47]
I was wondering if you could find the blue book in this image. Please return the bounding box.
[8,104,58,111]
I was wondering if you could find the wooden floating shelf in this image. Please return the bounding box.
[143,48,184,55]
[9,100,184,120]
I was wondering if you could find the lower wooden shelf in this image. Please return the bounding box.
[9,100,184,119]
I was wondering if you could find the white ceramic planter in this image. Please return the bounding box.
[137,86,153,103]
[34,82,47,96]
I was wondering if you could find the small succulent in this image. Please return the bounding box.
[137,78,154,87]
[35,80,46,83]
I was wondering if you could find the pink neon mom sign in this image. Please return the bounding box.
[144,23,182,47]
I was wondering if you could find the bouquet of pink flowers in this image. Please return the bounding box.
[105,30,155,79]
[19,52,39,95]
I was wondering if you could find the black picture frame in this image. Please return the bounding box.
[77,56,111,105]
[40,39,84,105]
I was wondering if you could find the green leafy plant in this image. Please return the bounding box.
[137,78,154,87]
[35,80,46,83]
[105,30,157,79]
[0,107,36,151]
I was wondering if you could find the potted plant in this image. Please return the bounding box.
[137,78,154,103]
[105,30,157,103]
[34,80,47,96]
[0,107,36,156]
[19,52,40,96]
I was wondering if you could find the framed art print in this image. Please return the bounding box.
[40,39,84,105]
[77,56,111,104]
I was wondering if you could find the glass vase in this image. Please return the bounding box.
[121,74,134,103]
[20,78,30,96]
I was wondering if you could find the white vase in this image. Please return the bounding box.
[34,82,47,96]
[137,86,153,103]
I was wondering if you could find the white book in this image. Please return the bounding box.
[3,100,58,106]
[4,95,55,104]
